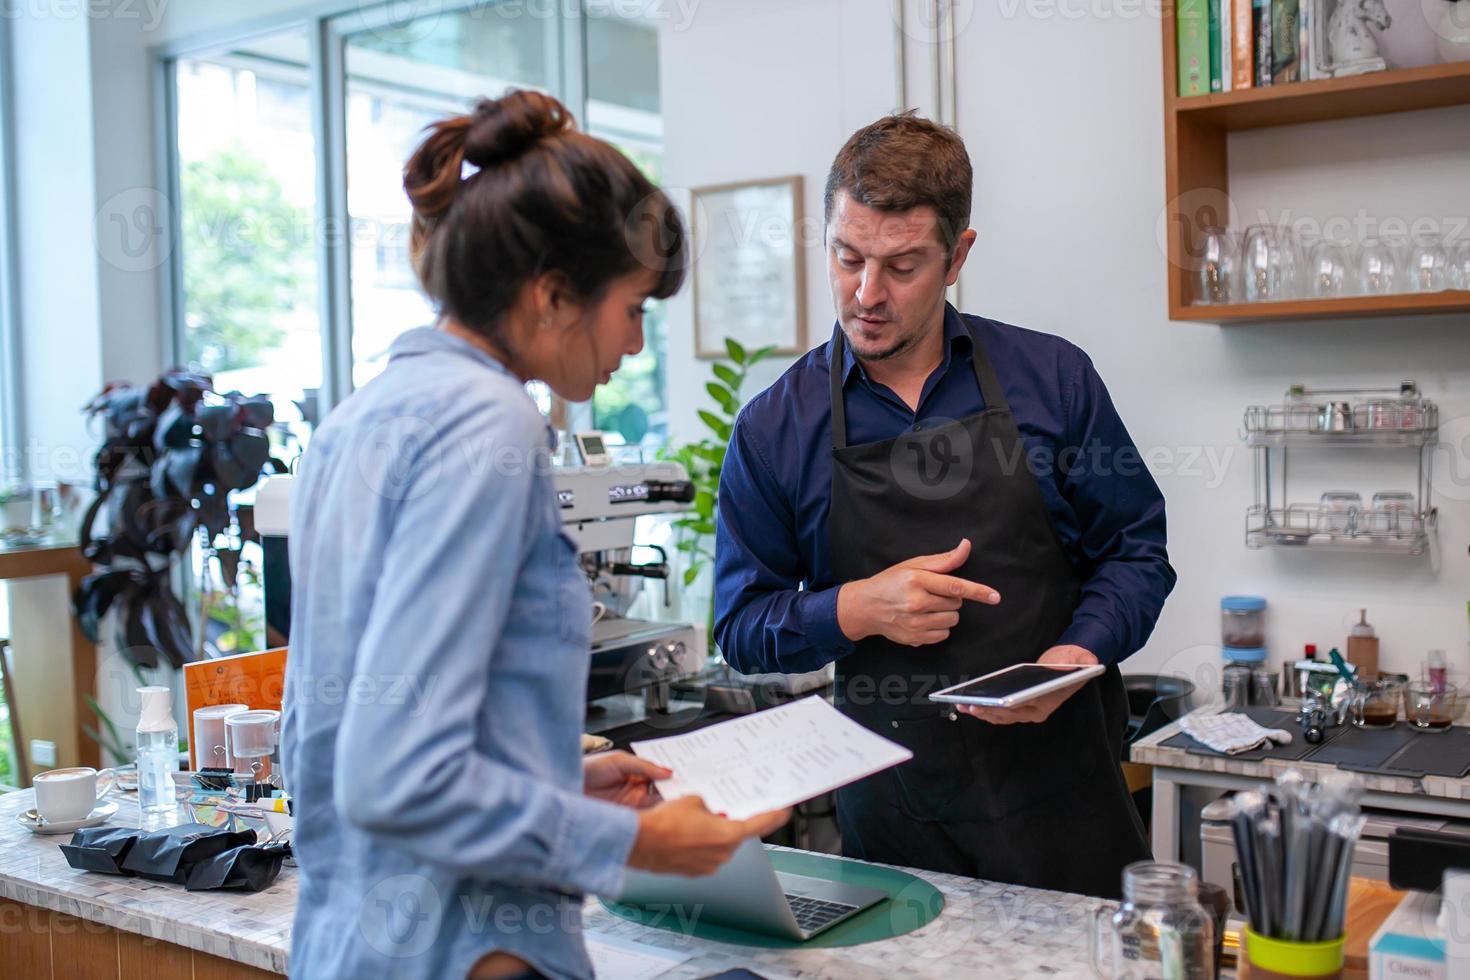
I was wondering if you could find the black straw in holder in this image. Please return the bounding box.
[1226,770,1365,943]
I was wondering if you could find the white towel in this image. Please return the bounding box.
[1179,711,1294,755]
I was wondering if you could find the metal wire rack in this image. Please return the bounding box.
[1244,381,1438,557]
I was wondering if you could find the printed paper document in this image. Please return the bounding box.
[630,696,913,820]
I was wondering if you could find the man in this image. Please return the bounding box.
[713,112,1175,899]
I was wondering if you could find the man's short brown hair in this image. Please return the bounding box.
[823,111,973,255]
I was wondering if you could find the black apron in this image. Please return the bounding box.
[827,315,1149,900]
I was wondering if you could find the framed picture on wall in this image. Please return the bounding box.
[691,175,806,359]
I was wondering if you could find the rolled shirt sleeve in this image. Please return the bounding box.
[714,409,854,675]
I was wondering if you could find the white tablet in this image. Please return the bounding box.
[929,663,1105,708]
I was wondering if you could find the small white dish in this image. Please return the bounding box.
[17,799,118,835]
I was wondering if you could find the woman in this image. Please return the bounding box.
[281,90,787,980]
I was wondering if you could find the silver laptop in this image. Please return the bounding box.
[615,838,889,941]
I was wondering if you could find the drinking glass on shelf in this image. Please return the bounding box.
[1194,226,1237,305]
[1405,681,1457,732]
[1319,490,1362,536]
[1447,238,1470,291]
[1406,233,1452,293]
[1241,226,1270,301]
[1280,227,1304,297]
[29,481,61,534]
[1306,239,1351,297]
[1241,225,1301,302]
[1370,490,1416,536]
[1356,240,1400,295]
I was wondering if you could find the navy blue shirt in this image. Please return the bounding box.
[714,306,1175,674]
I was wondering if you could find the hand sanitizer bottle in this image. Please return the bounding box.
[136,686,178,813]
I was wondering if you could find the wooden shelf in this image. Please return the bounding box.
[1173,291,1470,323]
[1170,60,1470,131]
[1159,2,1470,324]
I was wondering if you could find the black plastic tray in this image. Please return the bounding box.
[1160,710,1470,777]
[1362,727,1470,778]
[1160,706,1338,761]
[1303,723,1418,771]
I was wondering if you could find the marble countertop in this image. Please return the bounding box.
[0,786,1108,978]
[1130,707,1470,801]
[0,787,293,973]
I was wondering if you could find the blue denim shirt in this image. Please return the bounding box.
[282,327,637,980]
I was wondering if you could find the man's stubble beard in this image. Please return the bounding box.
[842,314,925,365]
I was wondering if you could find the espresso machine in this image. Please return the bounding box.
[255,460,707,732]
[552,460,707,730]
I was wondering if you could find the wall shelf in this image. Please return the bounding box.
[1171,60,1470,131]
[1243,383,1438,560]
[1246,505,1434,556]
[1175,292,1470,324]
[1159,6,1470,323]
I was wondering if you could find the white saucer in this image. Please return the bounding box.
[17,800,118,835]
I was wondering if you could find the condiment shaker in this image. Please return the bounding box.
[1347,609,1379,682]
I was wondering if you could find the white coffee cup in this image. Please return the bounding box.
[33,766,116,823]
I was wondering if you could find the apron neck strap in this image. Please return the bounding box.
[828,327,851,450]
[828,309,1012,451]
[963,314,1012,415]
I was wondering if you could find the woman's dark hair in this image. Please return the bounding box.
[403,90,687,345]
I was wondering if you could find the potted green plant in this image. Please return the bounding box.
[72,371,283,669]
[661,338,775,650]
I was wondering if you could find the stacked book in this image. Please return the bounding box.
[1177,0,1330,97]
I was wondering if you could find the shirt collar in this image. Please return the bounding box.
[387,325,558,448]
[387,325,516,377]
[838,303,972,386]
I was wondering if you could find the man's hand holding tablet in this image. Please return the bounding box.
[930,646,1103,724]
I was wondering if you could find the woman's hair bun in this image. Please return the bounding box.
[404,88,688,348]
[463,90,572,169]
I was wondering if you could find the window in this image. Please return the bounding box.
[173,32,322,458]
[585,11,669,451]
[163,2,672,445]
[0,12,18,486]
[343,6,554,388]
[0,12,19,789]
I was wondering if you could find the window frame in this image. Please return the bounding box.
[0,13,23,482]
[156,0,603,422]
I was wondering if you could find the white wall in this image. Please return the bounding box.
[951,5,1470,690]
[659,0,903,426]
[655,1,1470,693]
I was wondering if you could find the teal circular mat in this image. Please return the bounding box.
[599,849,945,948]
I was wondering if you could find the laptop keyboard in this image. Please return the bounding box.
[784,894,860,934]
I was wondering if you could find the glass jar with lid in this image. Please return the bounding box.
[1222,595,1267,651]
[1091,862,1215,979]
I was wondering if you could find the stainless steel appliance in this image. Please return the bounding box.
[553,462,706,728]
[255,461,707,731]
